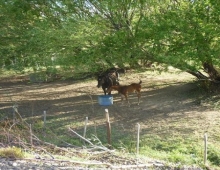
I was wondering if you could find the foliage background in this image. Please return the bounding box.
[1,0,220,75]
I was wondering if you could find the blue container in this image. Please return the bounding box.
[98,95,113,106]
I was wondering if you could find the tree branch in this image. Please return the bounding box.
[68,127,94,146]
[186,70,209,80]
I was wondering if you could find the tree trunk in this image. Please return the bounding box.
[203,62,220,82]
[187,62,220,82]
[187,70,208,80]
[187,62,220,92]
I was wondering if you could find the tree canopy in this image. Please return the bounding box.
[1,0,220,82]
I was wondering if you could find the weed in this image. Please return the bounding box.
[208,145,220,166]
[0,147,24,159]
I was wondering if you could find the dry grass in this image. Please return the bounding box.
[0,147,24,159]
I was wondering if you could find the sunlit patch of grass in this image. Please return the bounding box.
[131,134,204,166]
[139,145,168,161]
[0,147,24,159]
[119,132,220,169]
[0,69,17,78]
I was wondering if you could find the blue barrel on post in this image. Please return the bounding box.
[98,95,113,106]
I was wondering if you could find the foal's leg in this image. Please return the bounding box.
[125,93,130,107]
[119,94,124,106]
[137,91,141,105]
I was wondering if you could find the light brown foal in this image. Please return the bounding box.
[107,80,142,106]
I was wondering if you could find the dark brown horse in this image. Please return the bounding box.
[97,68,120,95]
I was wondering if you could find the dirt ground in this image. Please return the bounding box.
[1,69,220,148]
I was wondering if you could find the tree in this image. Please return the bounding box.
[61,0,150,70]
[0,0,58,70]
[140,0,220,84]
[1,0,220,87]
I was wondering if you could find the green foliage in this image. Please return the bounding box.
[1,0,220,75]
[141,1,220,71]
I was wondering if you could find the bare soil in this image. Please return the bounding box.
[1,69,220,152]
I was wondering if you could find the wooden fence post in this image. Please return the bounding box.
[30,124,33,147]
[31,101,34,117]
[43,111,46,128]
[105,109,111,146]
[137,123,140,155]
[12,104,18,123]
[12,106,15,124]
[204,133,207,165]
[43,111,47,137]
[83,117,88,145]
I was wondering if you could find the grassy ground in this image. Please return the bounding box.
[1,68,220,169]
